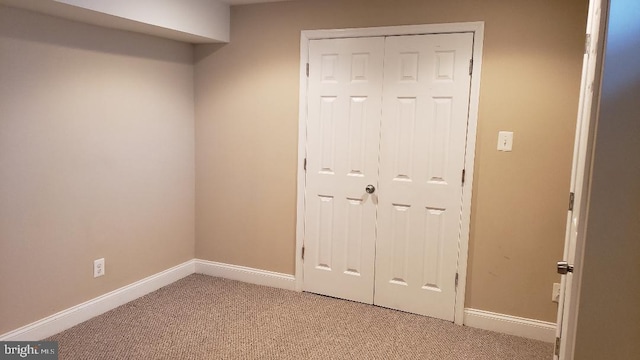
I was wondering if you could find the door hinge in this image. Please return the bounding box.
[461,169,466,185]
[303,158,307,171]
[555,337,561,356]
[455,273,459,287]
[568,192,575,211]
[306,63,309,77]
[584,33,591,54]
[301,246,305,260]
[469,59,473,76]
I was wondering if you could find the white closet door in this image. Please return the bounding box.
[303,37,385,304]
[374,33,474,321]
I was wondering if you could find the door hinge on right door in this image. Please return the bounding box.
[469,59,473,76]
[555,337,561,356]
[568,192,575,211]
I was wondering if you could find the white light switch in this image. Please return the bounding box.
[497,131,514,151]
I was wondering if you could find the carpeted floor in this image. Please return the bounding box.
[47,274,553,359]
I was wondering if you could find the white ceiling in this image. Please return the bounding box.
[0,0,296,43]
[227,0,292,4]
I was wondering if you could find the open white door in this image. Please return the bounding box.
[554,0,608,358]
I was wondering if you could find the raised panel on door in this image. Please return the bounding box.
[303,37,385,304]
[374,33,474,320]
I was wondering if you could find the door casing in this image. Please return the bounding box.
[295,22,485,325]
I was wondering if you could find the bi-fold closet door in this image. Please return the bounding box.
[303,33,473,321]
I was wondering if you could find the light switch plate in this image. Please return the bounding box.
[497,131,514,151]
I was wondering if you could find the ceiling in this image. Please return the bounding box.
[227,0,292,4]
[0,0,295,43]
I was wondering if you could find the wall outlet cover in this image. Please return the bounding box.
[552,282,561,303]
[94,258,105,278]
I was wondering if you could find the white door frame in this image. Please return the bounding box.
[556,0,609,358]
[295,22,485,325]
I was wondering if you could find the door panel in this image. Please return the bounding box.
[555,1,606,358]
[303,37,385,304]
[374,33,473,320]
[303,33,474,321]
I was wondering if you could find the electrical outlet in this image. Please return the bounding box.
[552,282,561,303]
[94,258,105,278]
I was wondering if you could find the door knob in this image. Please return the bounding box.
[557,261,574,275]
[365,185,376,194]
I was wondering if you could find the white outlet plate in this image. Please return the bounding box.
[94,258,105,278]
[497,131,514,151]
[552,282,561,303]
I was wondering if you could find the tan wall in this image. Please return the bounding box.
[574,0,640,357]
[195,0,588,322]
[0,7,195,334]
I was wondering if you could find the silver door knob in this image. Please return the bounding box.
[365,185,376,194]
[557,261,574,275]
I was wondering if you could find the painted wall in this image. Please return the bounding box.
[574,0,640,358]
[0,7,195,334]
[195,0,588,322]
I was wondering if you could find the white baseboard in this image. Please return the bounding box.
[194,259,296,291]
[8,260,554,345]
[463,308,556,343]
[0,259,294,341]
[0,260,195,341]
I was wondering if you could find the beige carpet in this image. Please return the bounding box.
[48,274,553,359]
